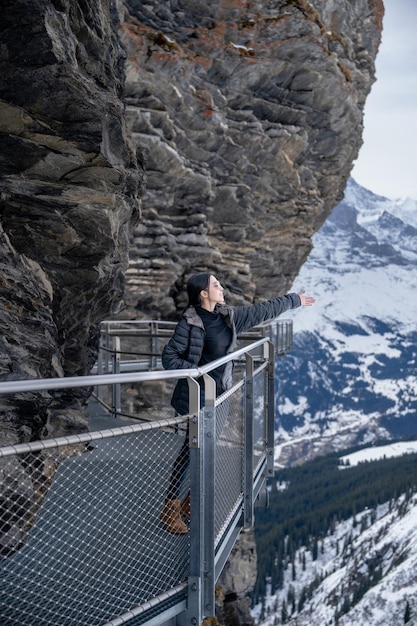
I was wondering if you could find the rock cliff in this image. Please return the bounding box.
[0,0,382,444]
[121,0,383,317]
[0,1,383,625]
[0,0,144,441]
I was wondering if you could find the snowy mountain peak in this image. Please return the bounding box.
[345,178,417,229]
[274,177,417,465]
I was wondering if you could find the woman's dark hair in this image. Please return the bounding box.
[187,272,211,307]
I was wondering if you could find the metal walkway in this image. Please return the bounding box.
[0,318,293,626]
[0,428,189,626]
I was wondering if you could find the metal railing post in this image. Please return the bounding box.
[181,377,202,626]
[112,336,121,416]
[150,321,158,370]
[266,341,275,478]
[201,373,216,617]
[181,373,216,625]
[244,353,255,529]
[96,328,105,403]
[104,323,111,373]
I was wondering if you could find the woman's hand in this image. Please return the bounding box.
[298,290,316,306]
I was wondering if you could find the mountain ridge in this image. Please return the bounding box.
[255,491,417,626]
[273,178,417,468]
[252,179,417,625]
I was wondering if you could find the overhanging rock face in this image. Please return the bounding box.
[121,0,383,317]
[0,0,144,441]
[0,0,382,442]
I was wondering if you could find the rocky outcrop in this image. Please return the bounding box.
[216,529,258,625]
[116,3,383,622]
[0,1,383,625]
[121,0,383,318]
[0,0,383,445]
[0,0,143,442]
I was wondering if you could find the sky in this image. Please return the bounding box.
[350,0,417,201]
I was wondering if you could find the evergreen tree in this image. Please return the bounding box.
[404,600,411,624]
[312,536,318,561]
[298,587,307,613]
[287,586,295,615]
[281,600,288,623]
[259,597,265,622]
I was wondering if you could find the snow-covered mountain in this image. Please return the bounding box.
[253,480,417,626]
[252,182,417,626]
[274,178,417,467]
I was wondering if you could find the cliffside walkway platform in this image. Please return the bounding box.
[0,318,293,626]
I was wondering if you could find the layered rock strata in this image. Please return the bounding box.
[121,0,383,318]
[0,0,143,442]
[0,0,383,447]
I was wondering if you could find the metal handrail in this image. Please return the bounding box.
[0,338,269,396]
[97,318,293,354]
[0,415,185,458]
[92,317,292,420]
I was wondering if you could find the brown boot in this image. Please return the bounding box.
[160,499,188,534]
[181,494,190,520]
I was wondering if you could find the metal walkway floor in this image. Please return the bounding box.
[0,431,189,626]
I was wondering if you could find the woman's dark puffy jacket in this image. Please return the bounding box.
[162,293,301,415]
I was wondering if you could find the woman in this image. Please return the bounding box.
[160,272,315,533]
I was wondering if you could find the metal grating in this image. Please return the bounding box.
[0,421,190,626]
[214,386,245,542]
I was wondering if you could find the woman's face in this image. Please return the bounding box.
[206,275,225,304]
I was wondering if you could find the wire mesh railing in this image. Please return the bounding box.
[214,384,245,543]
[97,320,177,375]
[0,336,276,626]
[0,418,190,626]
[97,318,292,374]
